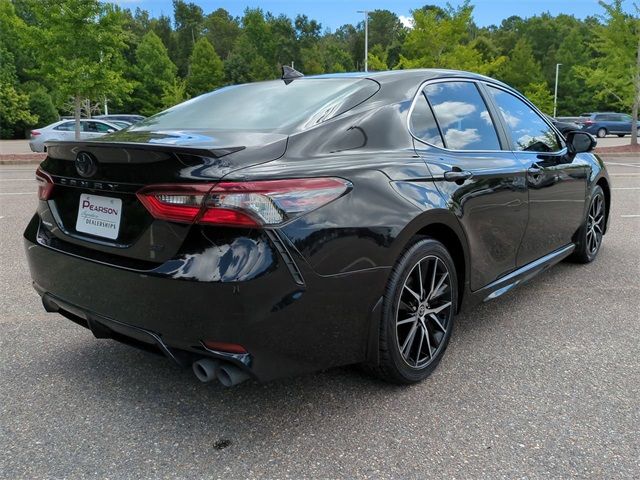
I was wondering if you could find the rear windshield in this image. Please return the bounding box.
[131,78,379,133]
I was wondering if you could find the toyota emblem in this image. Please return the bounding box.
[75,152,98,178]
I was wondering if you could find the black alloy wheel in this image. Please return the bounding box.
[571,185,606,263]
[370,239,457,384]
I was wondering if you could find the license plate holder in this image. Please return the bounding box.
[75,193,122,240]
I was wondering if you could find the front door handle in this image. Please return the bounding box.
[443,170,473,182]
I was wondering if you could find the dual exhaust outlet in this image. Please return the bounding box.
[192,358,250,387]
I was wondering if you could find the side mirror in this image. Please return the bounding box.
[566,131,596,153]
[106,128,115,133]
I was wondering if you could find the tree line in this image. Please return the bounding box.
[0,0,638,141]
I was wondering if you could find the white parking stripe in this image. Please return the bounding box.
[621,215,640,218]
[612,187,640,190]
[0,178,34,181]
[0,192,35,196]
[606,162,640,168]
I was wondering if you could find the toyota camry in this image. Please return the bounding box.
[24,69,610,386]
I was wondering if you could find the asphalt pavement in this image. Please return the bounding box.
[0,157,639,479]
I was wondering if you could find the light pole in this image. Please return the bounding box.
[553,63,562,118]
[357,10,369,72]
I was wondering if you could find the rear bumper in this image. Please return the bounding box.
[24,215,388,381]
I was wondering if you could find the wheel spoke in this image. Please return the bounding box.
[422,320,433,359]
[415,324,425,366]
[397,316,417,326]
[428,271,449,301]
[401,322,418,357]
[430,258,438,297]
[429,313,446,332]
[430,301,452,315]
[403,284,421,302]
[417,261,424,300]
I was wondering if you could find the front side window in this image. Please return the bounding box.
[488,87,562,152]
[423,82,501,151]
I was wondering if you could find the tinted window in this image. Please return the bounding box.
[131,78,379,132]
[54,122,74,131]
[94,122,113,132]
[410,92,444,147]
[488,87,562,152]
[424,82,501,151]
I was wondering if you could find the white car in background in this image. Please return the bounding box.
[29,119,123,152]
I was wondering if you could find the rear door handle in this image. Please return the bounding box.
[443,170,473,182]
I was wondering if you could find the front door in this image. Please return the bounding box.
[484,85,589,266]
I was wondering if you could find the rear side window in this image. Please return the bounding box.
[488,87,562,152]
[423,82,501,151]
[410,92,444,147]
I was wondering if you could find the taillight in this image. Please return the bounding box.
[137,178,351,227]
[583,120,593,125]
[35,168,54,200]
[30,130,41,137]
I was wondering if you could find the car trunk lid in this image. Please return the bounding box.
[38,130,288,265]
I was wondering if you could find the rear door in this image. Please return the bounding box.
[484,84,589,266]
[411,80,529,291]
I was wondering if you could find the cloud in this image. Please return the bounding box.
[399,15,414,29]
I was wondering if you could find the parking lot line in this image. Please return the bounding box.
[606,162,640,168]
[612,187,640,190]
[0,192,35,196]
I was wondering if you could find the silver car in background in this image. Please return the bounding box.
[29,119,123,152]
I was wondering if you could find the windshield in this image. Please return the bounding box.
[131,78,379,133]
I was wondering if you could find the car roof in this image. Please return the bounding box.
[309,68,510,87]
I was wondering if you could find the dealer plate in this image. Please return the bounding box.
[75,194,122,240]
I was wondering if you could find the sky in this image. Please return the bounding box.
[113,0,635,30]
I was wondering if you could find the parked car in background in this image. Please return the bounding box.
[578,112,640,138]
[107,120,133,129]
[29,119,123,152]
[94,114,146,124]
[25,69,610,387]
[547,115,583,136]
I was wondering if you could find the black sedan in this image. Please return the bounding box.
[25,69,610,386]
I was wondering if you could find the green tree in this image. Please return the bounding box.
[27,86,58,127]
[161,78,189,109]
[204,8,240,59]
[132,31,178,116]
[576,0,640,144]
[31,0,132,139]
[495,38,544,92]
[398,1,505,75]
[524,82,554,114]
[187,37,224,96]
[172,0,204,76]
[224,34,274,83]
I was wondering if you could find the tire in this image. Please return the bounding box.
[570,185,606,263]
[617,134,625,138]
[597,128,607,138]
[368,238,458,384]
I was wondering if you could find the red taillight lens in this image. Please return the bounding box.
[35,168,54,200]
[136,184,212,223]
[137,178,351,227]
[583,120,593,125]
[30,130,41,137]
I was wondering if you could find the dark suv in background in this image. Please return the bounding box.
[579,112,639,138]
